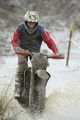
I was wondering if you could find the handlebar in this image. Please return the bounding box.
[47,53,65,59]
[16,49,65,59]
[27,52,65,59]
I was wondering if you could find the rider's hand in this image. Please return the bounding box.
[14,47,30,56]
[26,50,31,56]
[17,49,27,55]
[51,52,59,57]
[50,52,65,59]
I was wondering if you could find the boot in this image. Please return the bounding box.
[14,81,23,99]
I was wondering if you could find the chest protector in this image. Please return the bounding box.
[18,23,44,52]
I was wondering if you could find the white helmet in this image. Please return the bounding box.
[24,11,39,22]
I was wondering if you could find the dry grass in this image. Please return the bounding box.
[0,80,23,120]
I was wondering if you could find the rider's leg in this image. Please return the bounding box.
[14,55,28,99]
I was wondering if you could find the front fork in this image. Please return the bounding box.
[24,68,50,109]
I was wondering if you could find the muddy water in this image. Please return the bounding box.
[37,58,79,120]
[42,29,80,120]
[0,56,80,120]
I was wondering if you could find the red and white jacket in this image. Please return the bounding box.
[11,23,59,54]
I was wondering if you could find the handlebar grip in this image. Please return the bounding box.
[48,53,65,59]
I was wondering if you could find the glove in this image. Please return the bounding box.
[17,49,27,55]
[50,53,65,59]
[14,47,30,56]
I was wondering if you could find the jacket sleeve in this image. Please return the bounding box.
[11,28,22,53]
[41,31,59,53]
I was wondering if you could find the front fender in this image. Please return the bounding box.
[35,69,50,81]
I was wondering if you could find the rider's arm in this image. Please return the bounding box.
[11,28,21,52]
[42,31,59,54]
[11,28,27,55]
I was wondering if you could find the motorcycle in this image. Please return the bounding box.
[17,52,64,114]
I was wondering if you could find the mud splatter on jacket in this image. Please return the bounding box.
[11,22,59,53]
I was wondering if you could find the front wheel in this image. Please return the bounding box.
[36,84,46,112]
[33,76,47,114]
[30,69,50,113]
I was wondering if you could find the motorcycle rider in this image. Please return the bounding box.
[11,11,59,99]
